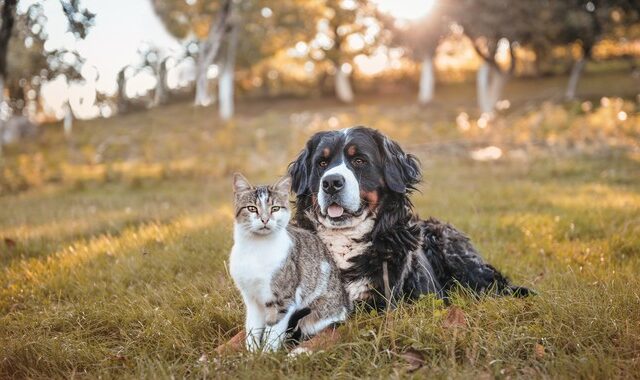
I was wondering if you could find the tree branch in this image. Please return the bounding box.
[202,0,233,65]
[508,41,517,75]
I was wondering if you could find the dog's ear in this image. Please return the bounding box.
[376,132,421,193]
[288,132,325,195]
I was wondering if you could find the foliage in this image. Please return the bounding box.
[1,0,94,114]
[151,0,323,69]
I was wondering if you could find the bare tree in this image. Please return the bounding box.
[0,0,17,154]
[193,0,233,107]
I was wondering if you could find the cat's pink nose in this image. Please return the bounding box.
[261,218,269,225]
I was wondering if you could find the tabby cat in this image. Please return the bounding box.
[229,173,351,352]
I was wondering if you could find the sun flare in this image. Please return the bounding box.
[374,0,437,21]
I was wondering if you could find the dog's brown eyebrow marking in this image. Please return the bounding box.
[322,147,330,157]
[346,144,357,156]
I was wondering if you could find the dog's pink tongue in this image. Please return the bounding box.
[327,204,344,218]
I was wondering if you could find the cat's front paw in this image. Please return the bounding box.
[262,335,283,352]
[245,335,262,353]
[262,326,287,352]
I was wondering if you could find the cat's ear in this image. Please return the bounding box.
[272,175,291,195]
[232,173,252,193]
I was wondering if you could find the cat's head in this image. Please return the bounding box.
[232,173,291,236]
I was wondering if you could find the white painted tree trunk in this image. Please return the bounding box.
[63,102,73,137]
[565,57,586,100]
[194,41,214,107]
[334,63,354,103]
[418,53,435,105]
[487,66,507,111]
[476,62,491,113]
[194,0,232,107]
[219,22,238,121]
[477,63,509,114]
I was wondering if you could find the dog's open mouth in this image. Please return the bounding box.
[327,204,345,218]
[323,203,365,221]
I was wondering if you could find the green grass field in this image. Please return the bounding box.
[1,73,640,378]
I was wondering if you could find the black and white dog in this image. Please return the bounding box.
[288,127,531,309]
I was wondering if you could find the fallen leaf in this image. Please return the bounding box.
[4,238,16,249]
[443,306,467,328]
[534,343,545,359]
[109,354,128,362]
[400,348,425,372]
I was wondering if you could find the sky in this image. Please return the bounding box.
[32,0,436,119]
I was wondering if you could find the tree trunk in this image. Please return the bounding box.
[487,66,507,111]
[418,53,435,105]
[477,63,509,114]
[194,41,214,107]
[334,63,354,103]
[0,0,18,156]
[565,57,587,101]
[63,102,73,137]
[476,62,491,113]
[153,58,169,106]
[0,75,4,155]
[194,0,232,107]
[116,68,128,114]
[219,22,238,121]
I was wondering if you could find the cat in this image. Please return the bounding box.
[229,173,351,352]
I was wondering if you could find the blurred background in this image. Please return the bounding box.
[0,0,638,137]
[0,0,639,232]
[0,0,638,206]
[1,2,640,377]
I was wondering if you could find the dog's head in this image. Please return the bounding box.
[288,127,421,228]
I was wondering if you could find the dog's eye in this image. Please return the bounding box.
[246,206,258,213]
[271,206,280,212]
[318,160,328,168]
[352,158,366,166]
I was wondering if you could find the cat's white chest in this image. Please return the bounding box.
[229,227,292,304]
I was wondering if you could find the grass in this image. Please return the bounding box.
[1,73,640,378]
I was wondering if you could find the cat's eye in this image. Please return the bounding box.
[271,206,280,212]
[246,206,258,213]
[318,160,328,168]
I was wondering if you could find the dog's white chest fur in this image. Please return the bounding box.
[317,217,375,301]
[229,225,292,303]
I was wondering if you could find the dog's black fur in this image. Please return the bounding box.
[289,127,531,309]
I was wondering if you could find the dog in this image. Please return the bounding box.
[288,126,532,309]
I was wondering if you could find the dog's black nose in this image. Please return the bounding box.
[322,174,345,195]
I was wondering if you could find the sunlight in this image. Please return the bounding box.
[374,0,436,20]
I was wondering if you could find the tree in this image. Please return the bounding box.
[151,0,232,107]
[308,0,378,103]
[0,0,93,152]
[382,2,449,105]
[151,0,322,119]
[553,0,639,100]
[448,0,546,114]
[0,0,18,115]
